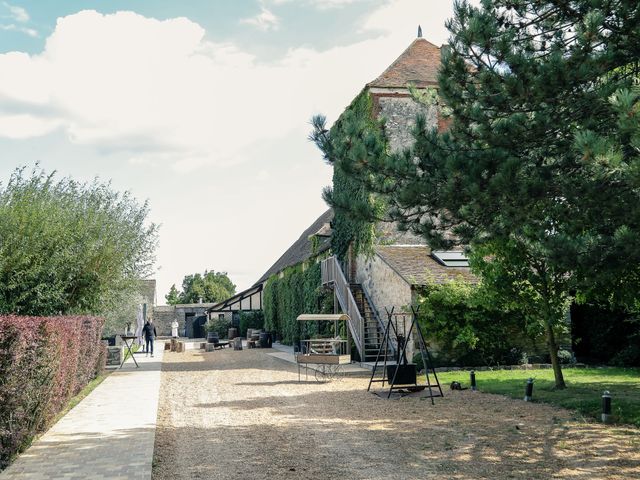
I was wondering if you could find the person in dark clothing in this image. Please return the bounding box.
[142,318,157,357]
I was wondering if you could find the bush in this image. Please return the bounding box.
[416,280,543,367]
[0,315,105,471]
[0,166,158,317]
[207,317,229,339]
[239,311,264,337]
[610,344,640,367]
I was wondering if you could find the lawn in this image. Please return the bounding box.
[432,367,640,427]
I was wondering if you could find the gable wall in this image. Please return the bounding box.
[355,252,412,318]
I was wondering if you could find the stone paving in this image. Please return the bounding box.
[0,342,164,480]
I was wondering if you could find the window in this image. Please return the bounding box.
[431,250,469,267]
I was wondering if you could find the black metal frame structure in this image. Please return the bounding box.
[367,306,443,403]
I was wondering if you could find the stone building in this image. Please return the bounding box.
[246,33,476,363]
[154,303,216,338]
[324,33,474,360]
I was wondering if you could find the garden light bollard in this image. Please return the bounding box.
[524,378,534,401]
[602,390,612,424]
[470,370,477,391]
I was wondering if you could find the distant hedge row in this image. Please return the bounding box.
[0,315,105,470]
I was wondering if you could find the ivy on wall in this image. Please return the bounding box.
[263,260,334,345]
[310,90,387,261]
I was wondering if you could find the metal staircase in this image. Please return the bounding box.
[321,256,393,362]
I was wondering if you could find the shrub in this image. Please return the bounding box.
[239,311,264,337]
[0,315,105,471]
[0,166,158,317]
[416,280,544,367]
[207,317,229,339]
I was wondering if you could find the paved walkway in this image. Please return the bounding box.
[0,343,164,480]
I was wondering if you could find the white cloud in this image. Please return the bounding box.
[3,2,29,22]
[0,3,459,171]
[0,23,38,37]
[240,6,279,31]
[270,0,366,9]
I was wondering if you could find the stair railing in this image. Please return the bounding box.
[360,285,397,356]
[321,256,364,358]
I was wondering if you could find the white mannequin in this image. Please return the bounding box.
[171,320,179,338]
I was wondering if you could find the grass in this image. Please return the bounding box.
[123,343,140,362]
[431,367,640,427]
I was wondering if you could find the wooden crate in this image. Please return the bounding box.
[295,354,351,365]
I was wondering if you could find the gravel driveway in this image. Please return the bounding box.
[152,348,639,480]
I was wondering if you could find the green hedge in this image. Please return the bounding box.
[263,261,333,345]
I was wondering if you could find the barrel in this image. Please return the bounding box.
[233,337,243,350]
[259,332,272,348]
[228,328,238,339]
[207,331,219,344]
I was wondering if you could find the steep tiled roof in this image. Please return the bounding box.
[254,209,334,285]
[375,245,477,286]
[367,38,441,89]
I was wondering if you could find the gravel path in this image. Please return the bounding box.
[153,348,640,480]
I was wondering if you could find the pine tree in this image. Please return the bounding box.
[312,0,640,388]
[165,284,180,305]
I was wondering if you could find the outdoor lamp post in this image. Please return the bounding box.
[602,391,612,424]
[524,378,534,401]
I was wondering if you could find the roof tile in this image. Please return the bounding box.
[368,38,442,89]
[375,245,477,285]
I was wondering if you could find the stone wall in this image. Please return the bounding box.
[375,94,438,152]
[355,252,415,359]
[355,252,412,319]
[152,304,216,338]
[153,306,175,337]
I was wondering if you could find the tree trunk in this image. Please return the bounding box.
[544,320,566,389]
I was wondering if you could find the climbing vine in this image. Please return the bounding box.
[263,259,334,345]
[310,90,387,261]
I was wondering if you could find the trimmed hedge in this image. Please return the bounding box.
[0,315,105,470]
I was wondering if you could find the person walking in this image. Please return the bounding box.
[142,318,157,357]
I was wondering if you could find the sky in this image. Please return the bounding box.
[0,0,464,303]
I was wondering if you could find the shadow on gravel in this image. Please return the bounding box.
[153,409,640,480]
[235,380,319,386]
[155,348,640,480]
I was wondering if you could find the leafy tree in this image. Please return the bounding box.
[169,271,235,305]
[165,284,180,305]
[312,0,640,388]
[0,166,158,317]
